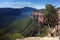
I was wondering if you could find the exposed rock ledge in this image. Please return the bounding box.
[16,37,59,40]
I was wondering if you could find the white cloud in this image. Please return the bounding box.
[0,1,45,9]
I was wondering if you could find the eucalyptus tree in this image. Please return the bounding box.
[45,4,58,28]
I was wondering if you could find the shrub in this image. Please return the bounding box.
[10,33,24,40]
[38,33,45,37]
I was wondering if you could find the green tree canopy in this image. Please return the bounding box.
[45,4,58,27]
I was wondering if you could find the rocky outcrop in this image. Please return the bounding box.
[32,10,45,23]
[16,37,59,40]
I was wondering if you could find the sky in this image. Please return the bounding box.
[0,0,60,9]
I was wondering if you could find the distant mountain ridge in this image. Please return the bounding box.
[0,7,37,28]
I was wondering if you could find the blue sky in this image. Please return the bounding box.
[0,0,60,9]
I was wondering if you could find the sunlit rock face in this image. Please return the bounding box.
[57,8,60,30]
[32,10,45,23]
[57,9,60,19]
